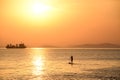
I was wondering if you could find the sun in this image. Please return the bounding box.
[22,1,56,23]
[31,2,52,15]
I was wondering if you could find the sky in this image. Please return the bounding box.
[0,0,120,47]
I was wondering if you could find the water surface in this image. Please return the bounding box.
[0,48,120,80]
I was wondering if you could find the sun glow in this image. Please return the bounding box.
[32,57,44,76]
[32,3,51,14]
[31,2,52,16]
[31,48,45,76]
[23,1,56,23]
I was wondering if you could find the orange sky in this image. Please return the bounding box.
[0,0,120,47]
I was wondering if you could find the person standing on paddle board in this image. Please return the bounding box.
[70,56,73,63]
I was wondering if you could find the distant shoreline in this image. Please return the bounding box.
[0,47,120,50]
[0,43,120,49]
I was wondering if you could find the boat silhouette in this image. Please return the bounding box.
[6,43,26,48]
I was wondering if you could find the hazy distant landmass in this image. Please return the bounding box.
[38,43,120,48]
[70,43,120,48]
[40,45,59,48]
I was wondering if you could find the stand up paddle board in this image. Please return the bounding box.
[68,62,73,64]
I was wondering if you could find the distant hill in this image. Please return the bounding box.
[40,45,59,48]
[71,43,120,48]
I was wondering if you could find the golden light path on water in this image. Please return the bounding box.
[30,48,45,76]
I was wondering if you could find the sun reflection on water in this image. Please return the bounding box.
[31,48,45,76]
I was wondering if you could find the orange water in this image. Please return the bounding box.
[0,48,120,80]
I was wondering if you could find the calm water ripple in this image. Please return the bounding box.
[0,48,120,80]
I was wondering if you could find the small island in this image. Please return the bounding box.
[6,43,26,48]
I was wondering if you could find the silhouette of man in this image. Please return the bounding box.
[71,56,73,63]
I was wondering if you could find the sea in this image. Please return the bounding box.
[0,48,120,80]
